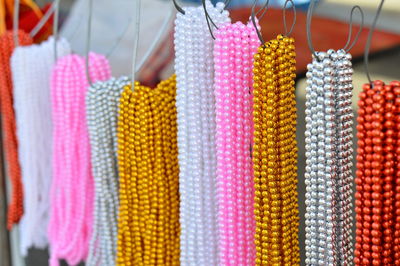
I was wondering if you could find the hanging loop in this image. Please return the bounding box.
[131,0,141,86]
[202,0,218,40]
[307,0,364,61]
[30,3,56,38]
[53,0,61,62]
[306,0,318,59]
[365,0,385,85]
[283,0,296,37]
[251,0,271,44]
[173,0,185,15]
[342,5,364,52]
[13,0,21,46]
[85,0,94,86]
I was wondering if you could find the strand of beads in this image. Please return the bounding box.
[48,53,111,266]
[86,76,130,266]
[0,31,32,229]
[252,34,299,265]
[11,37,71,256]
[174,1,229,265]
[304,49,354,265]
[355,80,400,265]
[116,76,180,266]
[214,20,258,265]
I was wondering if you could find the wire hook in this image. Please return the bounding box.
[283,0,296,37]
[202,0,218,40]
[343,5,364,52]
[85,0,94,86]
[365,0,385,85]
[173,0,185,15]
[131,0,141,87]
[53,0,60,62]
[13,0,21,47]
[251,0,271,44]
[307,0,364,61]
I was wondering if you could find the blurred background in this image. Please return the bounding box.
[0,0,399,265]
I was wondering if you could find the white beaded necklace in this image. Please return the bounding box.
[86,76,130,266]
[11,37,71,256]
[304,49,354,265]
[174,1,230,265]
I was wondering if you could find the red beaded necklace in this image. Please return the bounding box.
[0,31,32,229]
[355,80,400,265]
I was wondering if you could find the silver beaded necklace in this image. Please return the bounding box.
[304,49,354,265]
[86,76,130,266]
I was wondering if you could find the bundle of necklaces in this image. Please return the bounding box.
[48,53,111,266]
[355,80,400,265]
[116,76,180,265]
[11,37,71,255]
[0,30,32,229]
[252,34,300,265]
[174,2,229,265]
[304,49,354,265]
[86,76,130,266]
[213,20,259,265]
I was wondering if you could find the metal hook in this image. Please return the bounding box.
[131,0,141,87]
[13,0,21,47]
[306,0,318,59]
[85,0,94,86]
[307,0,363,61]
[283,0,296,37]
[53,0,60,62]
[173,0,185,15]
[343,5,364,52]
[30,2,56,38]
[365,0,385,85]
[224,0,232,9]
[251,0,271,45]
[202,0,218,40]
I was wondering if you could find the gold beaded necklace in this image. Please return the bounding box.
[252,34,300,265]
[116,75,180,266]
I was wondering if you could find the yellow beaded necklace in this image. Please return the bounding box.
[252,34,300,265]
[116,75,180,266]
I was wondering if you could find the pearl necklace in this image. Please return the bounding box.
[11,37,71,256]
[48,53,111,266]
[0,31,32,229]
[174,2,229,265]
[252,34,300,265]
[213,20,258,265]
[86,76,130,266]
[355,80,400,265]
[116,76,180,265]
[304,49,354,265]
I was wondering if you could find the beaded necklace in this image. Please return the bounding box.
[48,53,111,266]
[304,49,354,265]
[355,80,400,265]
[116,75,180,265]
[213,20,258,265]
[252,34,300,265]
[11,37,71,256]
[86,76,130,266]
[0,30,32,229]
[174,1,229,265]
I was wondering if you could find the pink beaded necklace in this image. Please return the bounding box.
[214,20,259,265]
[48,53,111,266]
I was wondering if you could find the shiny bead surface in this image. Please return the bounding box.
[253,35,300,265]
[116,76,180,265]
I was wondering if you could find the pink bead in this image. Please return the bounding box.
[214,21,259,266]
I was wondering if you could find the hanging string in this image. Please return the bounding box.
[11,36,71,256]
[174,2,230,264]
[214,20,259,265]
[47,53,111,266]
